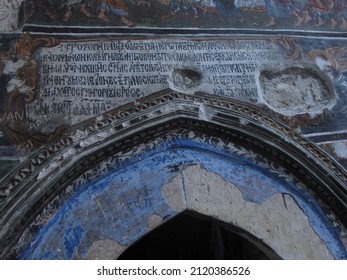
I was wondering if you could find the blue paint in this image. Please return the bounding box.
[41,251,61,260]
[64,225,84,259]
[21,139,347,259]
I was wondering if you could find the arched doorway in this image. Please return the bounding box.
[118,212,280,260]
[1,91,346,259]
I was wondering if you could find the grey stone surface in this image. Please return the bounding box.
[180,164,334,259]
[162,172,186,212]
[86,239,127,260]
[147,215,164,232]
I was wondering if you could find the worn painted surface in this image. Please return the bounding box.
[0,0,347,261]
[0,0,24,32]
[1,34,347,160]
[20,140,347,259]
[21,0,347,32]
[180,165,335,259]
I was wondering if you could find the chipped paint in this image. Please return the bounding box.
[20,140,347,259]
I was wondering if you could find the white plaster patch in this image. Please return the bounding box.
[78,128,116,148]
[198,103,215,121]
[315,56,333,72]
[3,60,32,94]
[3,60,24,75]
[6,78,33,94]
[239,118,249,126]
[37,162,59,180]
[180,164,334,259]
[162,172,187,212]
[168,67,203,94]
[259,65,336,116]
[159,104,178,115]
[332,142,347,159]
[86,239,127,260]
[148,215,164,232]
[96,115,104,122]
[62,148,77,160]
[97,128,116,139]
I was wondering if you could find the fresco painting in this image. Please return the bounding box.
[24,0,347,30]
[0,0,346,261]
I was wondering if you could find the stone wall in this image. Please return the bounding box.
[0,1,347,259]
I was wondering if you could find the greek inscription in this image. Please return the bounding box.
[29,39,282,127]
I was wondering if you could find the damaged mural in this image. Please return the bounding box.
[0,0,346,259]
[22,0,347,30]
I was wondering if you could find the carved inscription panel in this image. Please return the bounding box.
[27,39,283,129]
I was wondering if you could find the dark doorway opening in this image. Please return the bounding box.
[119,212,278,260]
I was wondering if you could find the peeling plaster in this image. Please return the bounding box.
[3,60,24,75]
[258,65,336,116]
[86,239,127,260]
[148,215,164,232]
[168,67,203,94]
[162,172,186,212]
[182,164,334,259]
[0,0,23,32]
[20,141,346,259]
[332,142,347,159]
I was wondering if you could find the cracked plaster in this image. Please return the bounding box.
[163,164,334,259]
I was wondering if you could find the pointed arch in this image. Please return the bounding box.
[0,90,346,259]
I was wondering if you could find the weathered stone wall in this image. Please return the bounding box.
[0,1,347,259]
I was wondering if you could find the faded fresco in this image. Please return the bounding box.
[0,0,347,260]
[0,0,24,31]
[0,3,346,195]
[24,0,347,30]
[0,34,347,160]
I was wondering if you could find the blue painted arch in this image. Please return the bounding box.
[1,91,347,259]
[20,139,347,259]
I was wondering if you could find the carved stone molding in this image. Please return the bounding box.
[0,89,346,258]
